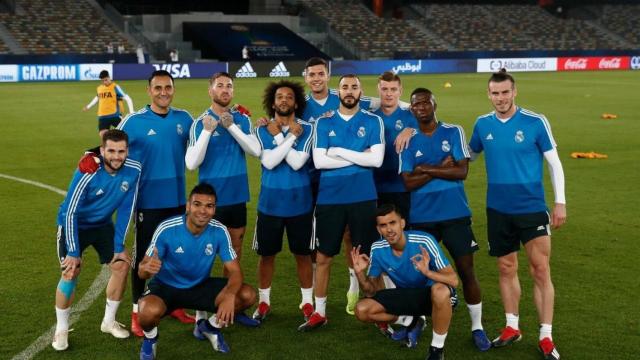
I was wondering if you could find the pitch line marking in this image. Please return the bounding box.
[1,173,110,360]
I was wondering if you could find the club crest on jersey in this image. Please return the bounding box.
[514,130,524,143]
[441,140,451,152]
[357,126,366,138]
[177,124,184,135]
[205,243,213,256]
[120,181,129,192]
[395,119,403,130]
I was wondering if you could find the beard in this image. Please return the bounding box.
[103,158,124,172]
[213,95,231,108]
[339,94,360,109]
[275,105,294,117]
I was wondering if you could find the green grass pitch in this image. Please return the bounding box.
[0,70,638,359]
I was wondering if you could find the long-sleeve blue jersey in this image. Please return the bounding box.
[57,159,141,256]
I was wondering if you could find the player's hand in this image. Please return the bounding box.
[255,117,269,128]
[220,112,234,129]
[551,203,566,229]
[82,106,89,112]
[60,256,81,279]
[350,245,370,275]
[289,121,303,138]
[202,114,219,132]
[267,120,282,136]
[140,248,162,276]
[410,246,432,277]
[440,155,454,167]
[78,153,100,174]
[111,251,132,267]
[216,293,236,327]
[394,127,414,154]
[233,103,252,117]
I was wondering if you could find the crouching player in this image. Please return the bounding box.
[137,183,256,359]
[53,129,140,351]
[352,204,458,360]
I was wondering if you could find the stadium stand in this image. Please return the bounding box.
[298,0,448,59]
[0,38,9,54]
[600,4,640,46]
[0,0,134,54]
[410,3,631,51]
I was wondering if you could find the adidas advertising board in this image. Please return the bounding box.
[229,61,306,78]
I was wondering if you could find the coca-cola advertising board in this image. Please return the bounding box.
[558,57,630,71]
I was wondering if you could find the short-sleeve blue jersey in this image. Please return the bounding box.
[146,215,236,289]
[117,106,193,210]
[256,119,313,217]
[188,108,252,207]
[314,109,384,205]
[373,107,418,193]
[400,121,472,223]
[469,107,556,214]
[302,89,372,123]
[368,230,450,288]
[57,159,141,257]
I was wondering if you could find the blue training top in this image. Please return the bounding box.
[373,106,418,193]
[117,106,193,210]
[256,119,314,217]
[368,230,450,288]
[57,159,141,256]
[314,108,384,205]
[189,107,252,207]
[469,107,556,214]
[146,215,236,289]
[400,121,472,223]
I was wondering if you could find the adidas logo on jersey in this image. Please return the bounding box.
[147,129,157,136]
[471,240,478,247]
[96,189,104,196]
[486,133,493,140]
[269,61,290,77]
[329,130,336,137]
[236,62,257,78]
[175,246,184,254]
[415,150,423,157]
[212,130,220,137]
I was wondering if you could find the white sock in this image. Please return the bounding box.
[103,299,120,324]
[143,327,157,339]
[382,274,396,289]
[132,303,139,313]
[196,311,208,322]
[539,323,553,341]
[300,287,313,306]
[55,306,71,332]
[431,331,448,348]
[258,287,271,305]
[394,315,414,327]
[315,296,327,316]
[348,268,359,293]
[467,302,483,331]
[506,313,519,330]
[208,314,222,328]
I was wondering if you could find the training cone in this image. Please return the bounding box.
[444,82,452,88]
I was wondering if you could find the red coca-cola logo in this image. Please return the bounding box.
[558,56,630,71]
[598,57,622,69]
[564,58,587,70]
